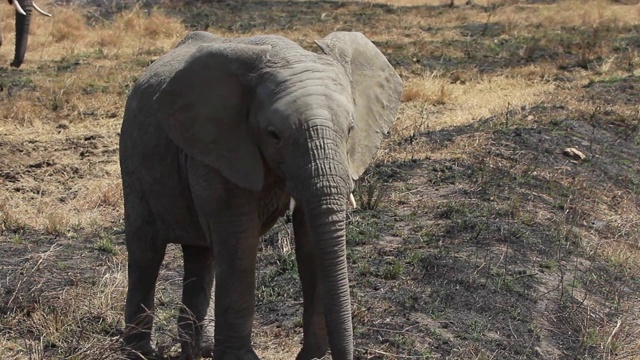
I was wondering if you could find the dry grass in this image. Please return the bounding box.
[1,0,639,359]
[393,74,552,142]
[23,4,184,63]
[0,4,185,231]
[0,248,127,359]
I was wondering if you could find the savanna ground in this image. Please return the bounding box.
[1,0,639,358]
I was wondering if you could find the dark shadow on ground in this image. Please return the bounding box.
[335,75,640,358]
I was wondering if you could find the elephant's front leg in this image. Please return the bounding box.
[293,208,330,360]
[188,178,261,359]
[210,209,261,360]
[179,245,215,359]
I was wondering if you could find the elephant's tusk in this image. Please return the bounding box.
[349,193,357,209]
[33,2,52,17]
[12,1,26,16]
[289,198,296,213]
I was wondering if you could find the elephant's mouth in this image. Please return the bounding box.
[288,194,357,214]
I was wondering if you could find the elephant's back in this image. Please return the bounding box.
[227,34,304,52]
[127,31,307,104]
[119,49,208,246]
[134,31,221,95]
[120,32,221,145]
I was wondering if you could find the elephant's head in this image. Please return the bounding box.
[154,32,402,358]
[2,0,51,68]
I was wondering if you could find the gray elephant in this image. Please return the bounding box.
[1,0,51,68]
[119,30,402,360]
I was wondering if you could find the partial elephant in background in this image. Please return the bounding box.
[1,0,51,68]
[119,30,402,360]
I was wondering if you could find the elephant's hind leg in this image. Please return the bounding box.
[122,191,167,359]
[179,245,215,359]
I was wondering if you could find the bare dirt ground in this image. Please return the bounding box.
[1,0,639,359]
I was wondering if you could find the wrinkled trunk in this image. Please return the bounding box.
[305,199,353,359]
[291,119,354,359]
[11,0,32,68]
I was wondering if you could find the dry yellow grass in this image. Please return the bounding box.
[12,4,184,63]
[0,251,127,358]
[394,74,552,139]
[358,0,506,6]
[1,1,639,359]
[0,5,187,232]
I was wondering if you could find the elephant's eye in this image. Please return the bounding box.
[267,127,281,144]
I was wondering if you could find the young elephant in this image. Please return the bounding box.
[119,31,402,359]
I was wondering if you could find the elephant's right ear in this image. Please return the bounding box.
[155,43,270,191]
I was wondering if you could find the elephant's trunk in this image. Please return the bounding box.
[294,119,354,359]
[11,0,32,68]
[305,198,353,359]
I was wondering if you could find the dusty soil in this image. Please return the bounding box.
[1,0,640,359]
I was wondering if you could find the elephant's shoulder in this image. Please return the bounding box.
[137,44,203,88]
[234,35,304,53]
[174,31,220,48]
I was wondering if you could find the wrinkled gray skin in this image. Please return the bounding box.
[119,31,402,360]
[1,0,33,68]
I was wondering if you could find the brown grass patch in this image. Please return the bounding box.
[393,74,552,140]
[50,8,89,43]
[1,1,639,359]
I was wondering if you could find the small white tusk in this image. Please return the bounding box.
[33,2,52,17]
[12,1,26,16]
[289,198,296,213]
[349,193,357,209]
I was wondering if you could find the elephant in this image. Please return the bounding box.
[1,0,51,68]
[119,30,402,360]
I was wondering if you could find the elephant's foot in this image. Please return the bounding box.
[296,330,329,360]
[296,346,329,360]
[200,338,214,358]
[213,347,260,360]
[178,341,214,359]
[200,324,215,357]
[123,342,158,360]
[178,324,215,359]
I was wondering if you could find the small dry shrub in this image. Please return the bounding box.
[0,201,27,232]
[429,83,451,106]
[114,8,184,41]
[70,181,122,212]
[354,166,392,211]
[0,100,45,126]
[141,11,185,40]
[402,80,451,106]
[44,211,70,235]
[95,29,122,49]
[50,8,89,43]
[402,84,424,103]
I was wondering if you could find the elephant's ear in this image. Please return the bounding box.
[155,43,270,191]
[315,32,402,180]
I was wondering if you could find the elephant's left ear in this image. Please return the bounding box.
[315,31,402,180]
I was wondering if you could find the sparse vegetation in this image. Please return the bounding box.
[1,0,639,359]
